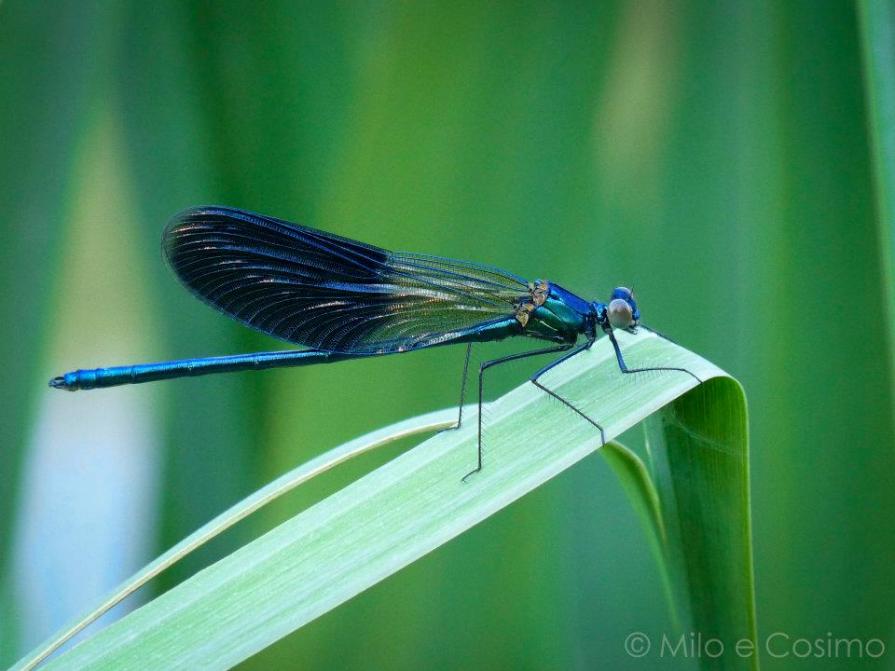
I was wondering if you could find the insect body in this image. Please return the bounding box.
[50,206,697,478]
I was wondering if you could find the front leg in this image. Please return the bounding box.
[604,327,701,383]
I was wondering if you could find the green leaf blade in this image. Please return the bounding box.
[36,332,752,671]
[647,377,755,670]
[859,0,895,404]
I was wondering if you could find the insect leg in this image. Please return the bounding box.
[445,344,474,431]
[529,342,607,446]
[605,327,701,383]
[636,322,679,344]
[462,343,573,482]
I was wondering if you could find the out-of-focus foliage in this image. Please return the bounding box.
[2,2,893,670]
[859,0,895,404]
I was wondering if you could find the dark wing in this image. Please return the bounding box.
[163,206,530,353]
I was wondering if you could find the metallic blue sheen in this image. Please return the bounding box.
[50,317,531,391]
[50,206,643,391]
[51,349,337,390]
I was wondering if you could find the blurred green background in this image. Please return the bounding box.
[2,1,894,669]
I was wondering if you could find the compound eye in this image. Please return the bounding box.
[612,286,633,301]
[608,298,633,329]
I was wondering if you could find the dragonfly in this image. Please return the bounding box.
[50,206,698,479]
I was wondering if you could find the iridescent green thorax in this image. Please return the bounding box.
[517,281,589,344]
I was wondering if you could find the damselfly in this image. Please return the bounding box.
[50,206,698,478]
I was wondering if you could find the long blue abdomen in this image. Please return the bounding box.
[50,349,339,391]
